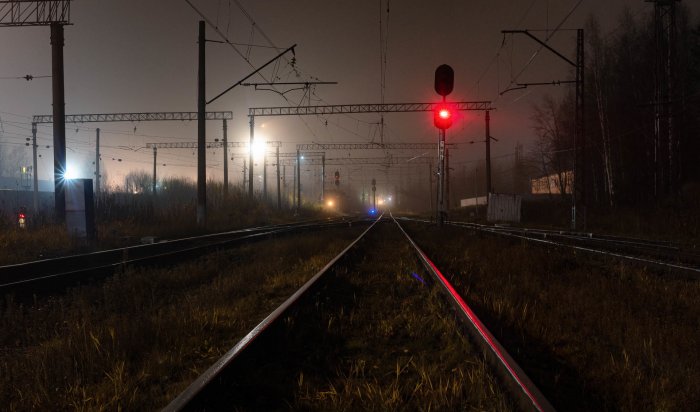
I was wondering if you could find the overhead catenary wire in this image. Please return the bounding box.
[500,0,584,98]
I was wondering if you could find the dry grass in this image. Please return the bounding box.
[0,226,363,410]
[0,184,326,265]
[402,221,700,411]
[222,222,514,411]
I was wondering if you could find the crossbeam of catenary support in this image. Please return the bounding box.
[146,140,281,149]
[32,111,233,124]
[250,101,492,117]
[0,1,70,27]
[278,156,433,166]
[296,142,454,151]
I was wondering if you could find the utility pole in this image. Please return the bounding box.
[1,1,70,222]
[222,119,228,199]
[283,164,287,206]
[197,20,207,225]
[248,116,254,197]
[95,128,100,201]
[446,147,450,213]
[321,153,325,202]
[485,110,492,195]
[51,22,66,223]
[502,29,584,229]
[437,126,446,226]
[263,151,267,201]
[474,167,479,219]
[276,146,281,209]
[575,28,585,229]
[296,149,301,212]
[242,159,247,190]
[152,146,157,194]
[31,122,38,212]
[428,161,433,216]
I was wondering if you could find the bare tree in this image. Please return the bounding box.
[530,94,574,198]
[587,17,616,207]
[123,170,151,194]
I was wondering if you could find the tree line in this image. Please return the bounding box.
[531,5,700,207]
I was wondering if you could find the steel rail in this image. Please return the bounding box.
[391,214,555,412]
[163,214,383,411]
[0,217,366,291]
[470,223,679,250]
[446,221,700,278]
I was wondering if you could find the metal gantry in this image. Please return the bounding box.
[31,112,232,123]
[0,0,70,26]
[296,142,448,151]
[31,111,233,213]
[249,101,492,117]
[248,101,493,208]
[278,156,433,166]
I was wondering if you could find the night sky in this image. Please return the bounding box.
[1,0,696,189]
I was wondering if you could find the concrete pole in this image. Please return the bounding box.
[276,146,281,209]
[283,164,287,206]
[95,128,100,201]
[446,147,450,213]
[485,110,492,195]
[50,22,66,223]
[248,116,254,197]
[428,161,433,215]
[152,147,157,194]
[197,20,207,225]
[321,153,325,202]
[296,149,301,212]
[263,151,267,201]
[438,128,446,227]
[32,122,38,212]
[222,119,228,199]
[242,159,247,190]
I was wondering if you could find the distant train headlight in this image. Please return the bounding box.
[326,200,334,207]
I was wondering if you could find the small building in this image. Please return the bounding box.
[530,171,573,195]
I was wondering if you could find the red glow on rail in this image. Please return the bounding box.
[420,253,548,412]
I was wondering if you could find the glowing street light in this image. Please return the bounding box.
[63,164,79,180]
[249,139,267,160]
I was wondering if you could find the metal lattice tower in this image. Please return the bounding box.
[1,0,71,222]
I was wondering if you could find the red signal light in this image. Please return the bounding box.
[18,213,25,219]
[434,104,454,130]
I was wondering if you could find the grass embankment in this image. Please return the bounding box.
[403,221,700,411]
[223,221,513,411]
[0,185,328,266]
[0,225,363,410]
[448,197,700,246]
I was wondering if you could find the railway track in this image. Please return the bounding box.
[165,215,554,411]
[0,216,367,294]
[402,218,700,278]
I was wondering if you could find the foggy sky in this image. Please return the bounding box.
[0,0,696,188]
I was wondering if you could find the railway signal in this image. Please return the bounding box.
[434,64,455,227]
[334,170,340,186]
[433,103,454,130]
[17,207,27,229]
[434,64,454,97]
